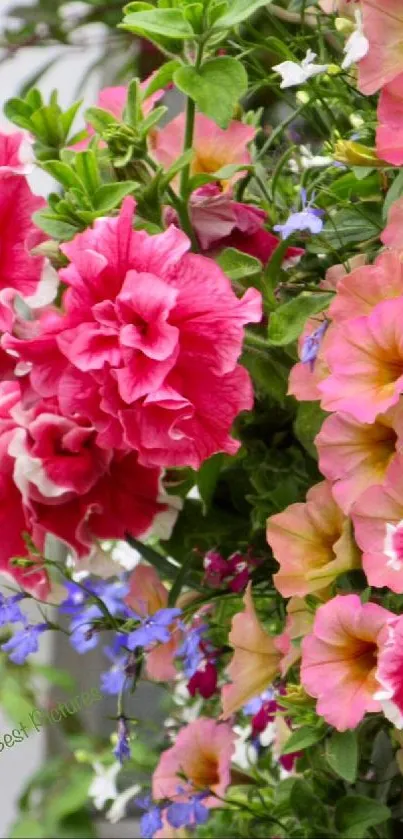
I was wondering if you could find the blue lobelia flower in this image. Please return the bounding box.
[59,581,89,616]
[175,624,206,678]
[69,604,103,654]
[1,622,48,664]
[166,790,210,829]
[113,717,131,764]
[300,320,329,370]
[127,608,182,650]
[0,592,27,627]
[136,796,163,839]
[100,643,128,695]
[274,188,324,239]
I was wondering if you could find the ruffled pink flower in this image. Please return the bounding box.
[152,718,235,807]
[359,0,403,95]
[319,297,403,423]
[267,481,360,598]
[4,198,261,469]
[328,250,403,323]
[352,454,403,591]
[0,131,34,177]
[374,615,403,727]
[316,403,403,513]
[376,73,403,165]
[151,113,255,188]
[125,564,180,681]
[72,74,165,150]
[301,594,392,730]
[382,199,403,250]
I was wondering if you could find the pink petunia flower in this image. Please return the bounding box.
[4,198,262,469]
[151,113,255,188]
[152,718,235,808]
[328,250,403,324]
[301,594,393,730]
[316,403,403,513]
[382,199,403,250]
[358,0,403,95]
[267,481,360,598]
[319,297,403,423]
[352,454,403,591]
[0,131,34,177]
[376,72,403,165]
[374,615,403,727]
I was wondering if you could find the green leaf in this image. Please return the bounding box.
[32,212,78,241]
[121,8,194,40]
[217,248,261,283]
[84,106,120,133]
[326,729,358,783]
[335,796,390,838]
[0,674,36,728]
[174,58,248,129]
[74,151,101,194]
[294,401,327,459]
[92,181,137,212]
[290,779,327,823]
[309,209,381,251]
[197,453,225,512]
[32,664,76,691]
[4,97,34,131]
[213,0,271,28]
[242,347,289,404]
[143,60,181,98]
[268,292,333,346]
[41,161,85,191]
[125,534,179,580]
[46,768,92,823]
[282,726,326,755]
[10,819,45,839]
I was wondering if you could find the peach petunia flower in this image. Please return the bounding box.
[376,72,403,166]
[301,594,393,730]
[316,403,403,513]
[152,717,235,808]
[319,297,403,423]
[221,583,282,718]
[358,0,403,95]
[328,251,403,324]
[275,596,314,675]
[352,454,403,592]
[382,198,403,250]
[151,113,255,189]
[267,481,360,598]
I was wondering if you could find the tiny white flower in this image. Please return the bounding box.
[273,50,329,89]
[106,783,141,824]
[342,10,369,70]
[88,761,120,811]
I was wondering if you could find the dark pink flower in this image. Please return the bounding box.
[188,661,218,699]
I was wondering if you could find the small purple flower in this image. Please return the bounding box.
[166,791,210,829]
[136,796,163,839]
[176,625,206,678]
[59,582,88,616]
[127,608,182,650]
[1,623,48,664]
[300,320,329,369]
[0,593,26,627]
[113,717,131,764]
[69,604,102,654]
[92,579,131,617]
[100,645,128,695]
[274,189,324,239]
[243,688,274,716]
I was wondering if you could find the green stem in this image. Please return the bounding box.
[179,95,196,199]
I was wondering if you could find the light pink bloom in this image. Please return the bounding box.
[151,113,255,188]
[352,455,403,591]
[319,298,403,423]
[72,74,165,150]
[359,0,403,95]
[329,250,403,323]
[301,594,392,730]
[316,403,403,513]
[267,481,360,597]
[0,131,34,177]
[382,199,403,250]
[152,718,235,807]
[125,564,179,681]
[4,198,261,469]
[374,615,403,727]
[376,72,403,165]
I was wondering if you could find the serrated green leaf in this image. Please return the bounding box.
[174,58,247,128]
[268,292,333,346]
[326,729,358,783]
[335,796,390,838]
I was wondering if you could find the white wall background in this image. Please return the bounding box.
[0,3,104,835]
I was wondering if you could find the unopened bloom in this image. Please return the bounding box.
[273,50,329,89]
[1,622,48,664]
[300,321,329,369]
[113,717,131,764]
